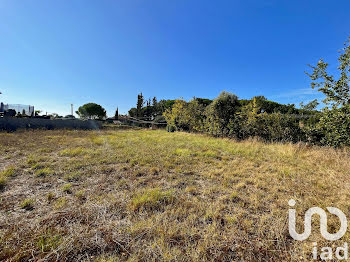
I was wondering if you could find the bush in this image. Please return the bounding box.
[205,91,240,136]
[316,106,350,147]
[164,99,206,132]
[253,113,305,142]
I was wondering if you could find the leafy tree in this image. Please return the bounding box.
[77,103,106,120]
[164,99,189,131]
[299,99,319,111]
[316,106,350,147]
[163,98,206,132]
[195,98,212,107]
[128,107,137,117]
[157,99,175,113]
[205,91,240,136]
[306,37,350,146]
[307,38,350,107]
[5,109,16,117]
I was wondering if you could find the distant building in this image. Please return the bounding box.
[0,103,34,116]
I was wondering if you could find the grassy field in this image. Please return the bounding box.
[1,128,350,261]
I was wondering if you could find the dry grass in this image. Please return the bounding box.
[0,128,350,261]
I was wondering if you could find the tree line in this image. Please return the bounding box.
[163,37,350,147]
[75,37,349,147]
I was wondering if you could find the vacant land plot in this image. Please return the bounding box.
[0,129,350,261]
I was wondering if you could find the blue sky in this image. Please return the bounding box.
[0,0,349,116]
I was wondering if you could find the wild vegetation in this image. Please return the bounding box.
[1,128,350,261]
[161,38,350,147]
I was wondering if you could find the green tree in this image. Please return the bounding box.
[299,99,319,111]
[306,37,350,146]
[163,98,206,132]
[114,108,119,120]
[136,93,144,118]
[128,107,137,117]
[152,97,158,107]
[307,38,350,107]
[205,91,240,136]
[77,103,106,120]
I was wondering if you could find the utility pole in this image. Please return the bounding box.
[71,104,73,116]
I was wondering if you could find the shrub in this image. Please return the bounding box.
[164,99,206,132]
[205,91,240,136]
[255,113,305,142]
[316,105,350,147]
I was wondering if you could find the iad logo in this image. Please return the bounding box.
[288,199,349,260]
[288,199,347,241]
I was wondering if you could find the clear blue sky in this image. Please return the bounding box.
[1,0,349,116]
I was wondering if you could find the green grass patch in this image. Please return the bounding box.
[130,188,175,211]
[20,198,35,210]
[0,166,16,189]
[37,231,62,253]
[35,168,53,177]
[59,147,90,157]
[0,175,8,189]
[62,183,72,194]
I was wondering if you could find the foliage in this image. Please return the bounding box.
[5,109,16,117]
[129,93,175,121]
[163,99,206,132]
[299,99,319,111]
[313,105,350,147]
[76,103,106,120]
[204,91,240,136]
[160,37,350,147]
[114,108,119,120]
[307,38,350,107]
[306,37,350,146]
[128,107,137,117]
[136,93,144,117]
